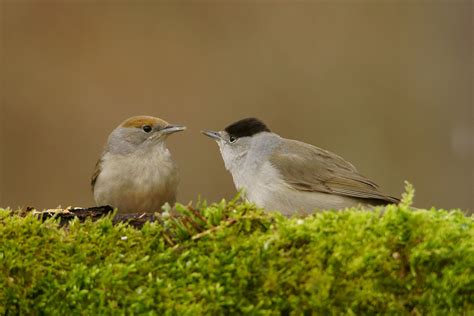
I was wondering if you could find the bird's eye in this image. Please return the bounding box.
[142,125,152,133]
[229,136,237,143]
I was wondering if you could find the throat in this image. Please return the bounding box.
[222,151,262,193]
[221,148,247,172]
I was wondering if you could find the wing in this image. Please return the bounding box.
[269,139,399,204]
[90,158,103,192]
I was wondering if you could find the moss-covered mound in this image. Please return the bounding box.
[0,189,472,315]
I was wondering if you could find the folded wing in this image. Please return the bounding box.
[269,139,399,204]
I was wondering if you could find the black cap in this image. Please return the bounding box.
[224,117,270,139]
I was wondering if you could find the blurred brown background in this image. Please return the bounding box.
[0,1,472,212]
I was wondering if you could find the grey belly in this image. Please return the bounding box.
[250,186,372,216]
[95,184,176,213]
[94,172,177,213]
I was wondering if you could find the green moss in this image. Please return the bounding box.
[0,188,472,315]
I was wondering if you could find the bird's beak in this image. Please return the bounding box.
[161,124,186,135]
[201,130,222,141]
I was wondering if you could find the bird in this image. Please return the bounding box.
[202,117,399,215]
[91,115,186,213]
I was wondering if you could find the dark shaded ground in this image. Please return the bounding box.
[17,206,156,229]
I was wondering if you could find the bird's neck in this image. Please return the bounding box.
[222,134,280,192]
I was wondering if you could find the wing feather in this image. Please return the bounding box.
[90,158,103,192]
[269,139,399,204]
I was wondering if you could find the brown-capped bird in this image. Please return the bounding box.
[92,116,186,213]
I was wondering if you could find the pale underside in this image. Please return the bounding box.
[92,151,179,213]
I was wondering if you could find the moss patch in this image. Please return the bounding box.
[0,188,472,314]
